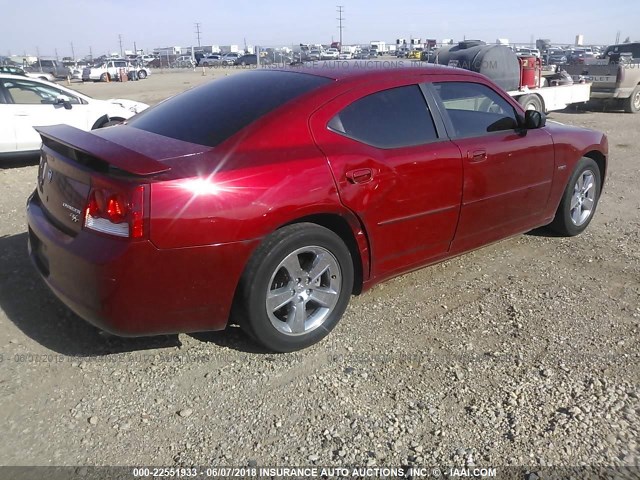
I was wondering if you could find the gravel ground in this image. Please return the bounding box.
[0,70,638,470]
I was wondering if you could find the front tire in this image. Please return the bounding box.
[549,157,601,236]
[234,223,354,352]
[137,70,147,79]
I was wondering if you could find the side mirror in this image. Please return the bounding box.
[56,95,72,110]
[524,110,546,129]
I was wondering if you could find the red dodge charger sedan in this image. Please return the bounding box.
[26,64,607,352]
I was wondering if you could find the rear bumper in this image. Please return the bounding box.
[26,190,257,336]
[590,87,635,99]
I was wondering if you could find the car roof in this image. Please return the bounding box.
[0,73,35,79]
[271,61,479,82]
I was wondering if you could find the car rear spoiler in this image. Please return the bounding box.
[36,124,171,176]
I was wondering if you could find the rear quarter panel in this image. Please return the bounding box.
[148,95,349,250]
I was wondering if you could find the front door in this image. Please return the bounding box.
[311,80,463,277]
[429,81,555,253]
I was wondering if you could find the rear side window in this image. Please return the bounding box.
[328,85,438,148]
[128,70,332,147]
[432,82,519,137]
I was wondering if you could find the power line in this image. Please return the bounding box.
[195,22,202,48]
[336,6,345,47]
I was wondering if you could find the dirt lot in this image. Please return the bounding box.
[0,69,638,471]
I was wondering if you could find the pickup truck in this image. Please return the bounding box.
[82,59,150,82]
[30,59,70,79]
[565,42,640,113]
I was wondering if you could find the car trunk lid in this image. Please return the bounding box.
[35,124,199,236]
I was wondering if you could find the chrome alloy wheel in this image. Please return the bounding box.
[266,246,341,336]
[570,169,596,226]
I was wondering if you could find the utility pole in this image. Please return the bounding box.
[195,22,202,48]
[70,42,75,60]
[134,41,138,56]
[89,46,93,62]
[615,31,620,44]
[336,6,345,48]
[118,34,124,58]
[36,46,42,70]
[55,48,59,60]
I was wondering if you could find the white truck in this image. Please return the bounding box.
[82,59,151,82]
[436,43,591,113]
[370,41,386,55]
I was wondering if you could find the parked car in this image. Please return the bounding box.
[172,56,196,68]
[136,55,157,64]
[82,59,151,82]
[354,49,373,59]
[322,48,340,60]
[0,74,148,158]
[516,48,541,58]
[0,65,55,82]
[221,53,242,65]
[25,65,607,352]
[307,50,322,61]
[567,49,594,64]
[233,54,273,66]
[545,49,568,65]
[198,54,221,66]
[30,59,70,79]
[269,52,294,64]
[338,52,352,60]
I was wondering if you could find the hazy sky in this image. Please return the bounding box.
[3,0,638,58]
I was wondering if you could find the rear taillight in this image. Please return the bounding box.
[617,65,625,85]
[84,181,146,239]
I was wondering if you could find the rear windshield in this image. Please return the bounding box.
[127,70,332,147]
[604,44,640,59]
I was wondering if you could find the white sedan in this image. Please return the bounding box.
[0,74,148,158]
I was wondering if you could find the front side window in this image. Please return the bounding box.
[432,82,519,137]
[328,85,438,149]
[1,79,80,105]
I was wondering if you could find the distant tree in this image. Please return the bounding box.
[623,36,631,43]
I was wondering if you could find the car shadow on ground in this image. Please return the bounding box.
[0,232,181,356]
[0,232,264,356]
[526,225,565,237]
[189,329,270,354]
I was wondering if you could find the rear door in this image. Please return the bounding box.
[310,78,463,277]
[428,80,555,253]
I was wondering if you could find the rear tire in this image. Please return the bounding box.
[137,70,147,79]
[549,157,601,236]
[518,94,544,112]
[233,223,354,352]
[623,85,640,113]
[100,73,109,82]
